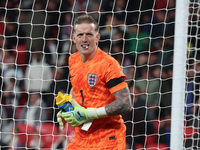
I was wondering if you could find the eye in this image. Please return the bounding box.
[77,34,83,37]
[86,33,92,36]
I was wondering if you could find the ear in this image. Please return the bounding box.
[72,34,76,43]
[96,33,101,44]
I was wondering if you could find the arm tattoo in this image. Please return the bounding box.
[105,87,132,116]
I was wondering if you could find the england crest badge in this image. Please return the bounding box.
[88,73,97,87]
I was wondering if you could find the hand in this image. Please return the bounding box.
[61,99,89,127]
[61,99,97,127]
[57,111,67,130]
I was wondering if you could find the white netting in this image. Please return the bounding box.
[0,0,198,149]
[184,0,200,149]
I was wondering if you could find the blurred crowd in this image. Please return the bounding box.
[0,0,199,149]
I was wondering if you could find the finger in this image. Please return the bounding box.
[70,122,79,127]
[57,111,62,117]
[57,118,64,129]
[62,111,74,118]
[59,122,64,129]
[66,119,75,124]
[62,113,74,123]
[57,116,62,123]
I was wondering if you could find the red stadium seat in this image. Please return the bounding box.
[146,143,169,150]
[135,143,145,149]
[184,127,198,138]
[36,123,58,149]
[146,134,157,147]
[16,124,35,147]
[153,119,160,134]
[13,44,28,72]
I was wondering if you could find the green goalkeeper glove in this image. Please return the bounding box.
[61,99,99,127]
[57,110,67,130]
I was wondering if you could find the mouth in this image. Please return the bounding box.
[81,45,89,49]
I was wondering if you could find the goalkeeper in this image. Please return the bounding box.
[57,15,132,150]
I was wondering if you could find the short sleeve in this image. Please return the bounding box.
[105,59,127,93]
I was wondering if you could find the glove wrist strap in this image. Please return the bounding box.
[87,107,107,119]
[87,108,98,119]
[96,107,107,118]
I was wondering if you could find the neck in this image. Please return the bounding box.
[81,47,98,63]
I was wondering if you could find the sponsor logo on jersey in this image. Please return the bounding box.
[88,73,97,87]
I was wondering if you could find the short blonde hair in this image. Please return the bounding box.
[73,15,99,33]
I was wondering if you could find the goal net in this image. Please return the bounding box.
[0,0,198,149]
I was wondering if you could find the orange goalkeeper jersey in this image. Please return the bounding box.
[67,47,128,149]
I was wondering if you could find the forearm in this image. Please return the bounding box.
[105,87,132,116]
[68,87,132,119]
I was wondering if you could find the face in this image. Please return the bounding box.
[72,23,100,59]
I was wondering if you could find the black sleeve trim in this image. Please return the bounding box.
[107,77,124,89]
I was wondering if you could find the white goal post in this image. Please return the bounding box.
[170,0,189,149]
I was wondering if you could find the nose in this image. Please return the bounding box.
[82,34,88,42]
